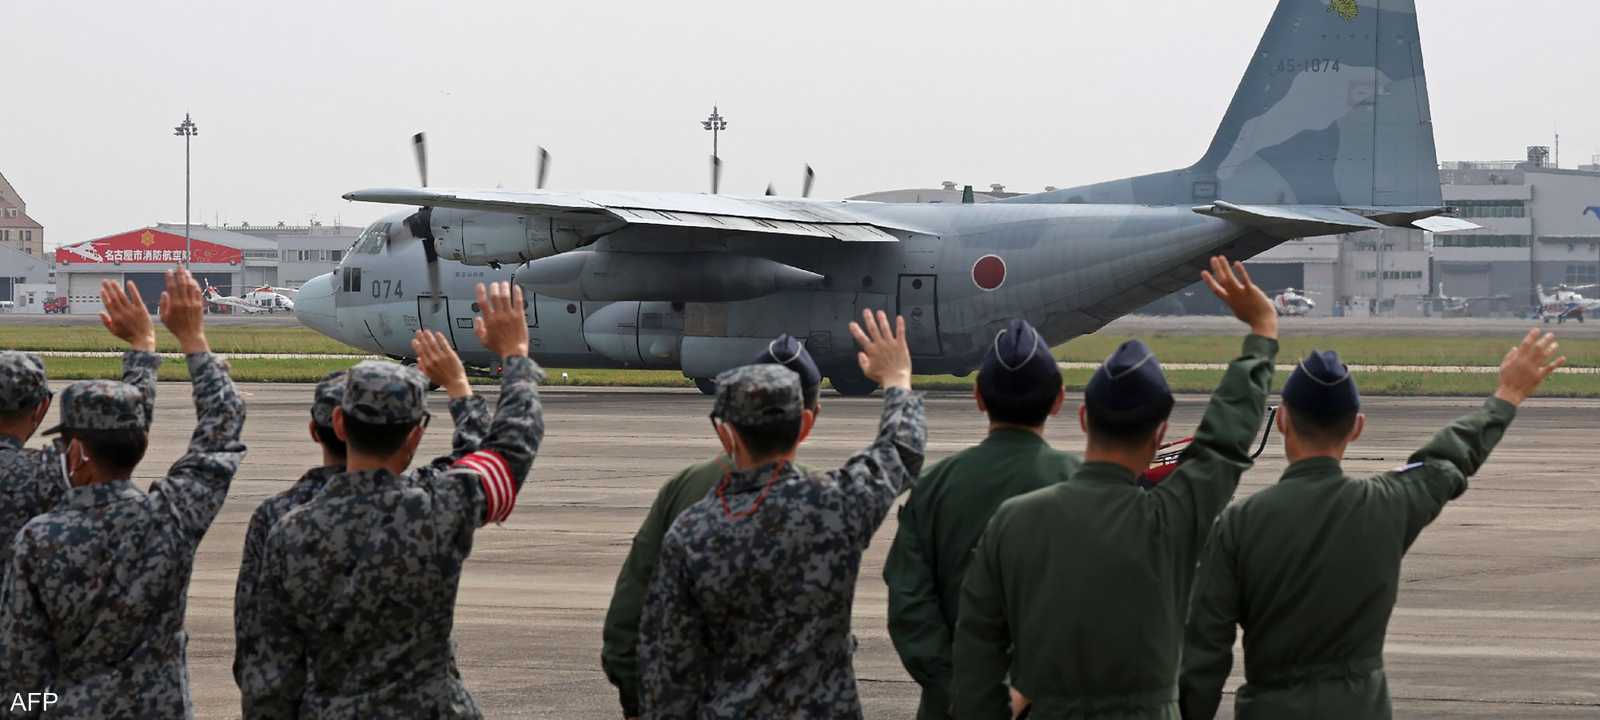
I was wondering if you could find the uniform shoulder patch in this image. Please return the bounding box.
[1393,461,1426,474]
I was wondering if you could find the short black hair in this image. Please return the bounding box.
[313,423,348,458]
[341,416,418,456]
[0,398,45,424]
[67,428,149,475]
[979,373,1062,427]
[1085,403,1172,450]
[1285,404,1358,447]
[730,417,804,458]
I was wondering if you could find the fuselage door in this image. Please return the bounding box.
[417,295,455,348]
[896,274,942,356]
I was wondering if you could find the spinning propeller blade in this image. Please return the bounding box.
[802,165,815,198]
[408,132,442,310]
[536,146,550,190]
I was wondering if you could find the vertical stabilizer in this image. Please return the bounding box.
[1014,0,1443,208]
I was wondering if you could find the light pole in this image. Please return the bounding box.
[173,113,199,267]
[702,105,727,165]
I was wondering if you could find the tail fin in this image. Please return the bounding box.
[1018,0,1442,208]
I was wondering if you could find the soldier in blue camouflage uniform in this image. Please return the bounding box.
[231,369,394,694]
[239,281,544,718]
[603,334,823,719]
[0,280,162,574]
[1,268,247,719]
[639,309,926,719]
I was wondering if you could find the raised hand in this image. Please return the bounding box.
[1201,255,1278,339]
[412,329,471,399]
[159,268,209,354]
[473,282,531,360]
[100,280,156,352]
[848,309,912,391]
[1494,329,1565,406]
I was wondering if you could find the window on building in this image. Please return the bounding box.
[1566,265,1599,287]
[1435,234,1531,248]
[22,231,31,244]
[330,249,343,262]
[1449,200,1527,219]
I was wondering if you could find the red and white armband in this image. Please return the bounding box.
[452,450,516,524]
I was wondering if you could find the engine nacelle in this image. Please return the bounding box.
[514,251,825,302]
[429,208,587,266]
[582,301,684,369]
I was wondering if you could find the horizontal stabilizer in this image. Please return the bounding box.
[1411,215,1481,233]
[1194,201,1388,238]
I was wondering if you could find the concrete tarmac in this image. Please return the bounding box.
[46,382,1599,718]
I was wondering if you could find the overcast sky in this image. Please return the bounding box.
[5,0,1596,248]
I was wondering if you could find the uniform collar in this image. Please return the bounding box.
[721,461,799,495]
[291,464,344,492]
[1069,460,1140,488]
[1280,456,1344,483]
[323,467,408,496]
[62,478,144,510]
[982,427,1048,447]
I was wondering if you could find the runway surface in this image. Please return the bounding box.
[37,382,1600,718]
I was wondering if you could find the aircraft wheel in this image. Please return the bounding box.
[693,377,718,396]
[829,373,879,397]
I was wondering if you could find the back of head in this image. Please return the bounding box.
[712,364,804,458]
[977,319,1062,427]
[749,334,822,411]
[1084,339,1174,448]
[0,351,51,431]
[339,361,428,457]
[47,379,150,476]
[1282,350,1361,449]
[311,370,350,459]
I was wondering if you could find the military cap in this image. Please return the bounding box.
[341,360,428,425]
[0,351,50,413]
[977,319,1061,400]
[749,334,822,391]
[43,380,146,435]
[1282,349,1360,415]
[711,364,803,427]
[1085,339,1174,423]
[310,370,349,428]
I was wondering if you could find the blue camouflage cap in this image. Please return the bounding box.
[311,370,348,428]
[43,380,146,435]
[0,351,50,413]
[341,361,428,425]
[712,364,803,427]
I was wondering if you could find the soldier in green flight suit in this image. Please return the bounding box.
[884,317,1079,720]
[1179,329,1565,720]
[601,334,821,719]
[951,256,1279,720]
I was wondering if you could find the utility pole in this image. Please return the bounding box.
[173,113,199,266]
[702,105,727,166]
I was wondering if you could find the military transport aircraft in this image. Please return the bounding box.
[298,0,1473,395]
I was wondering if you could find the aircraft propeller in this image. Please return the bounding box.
[536,146,550,190]
[406,132,444,311]
[764,183,776,197]
[802,165,815,199]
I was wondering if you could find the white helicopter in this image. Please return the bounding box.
[1537,283,1600,324]
[1269,287,1319,317]
[203,283,295,314]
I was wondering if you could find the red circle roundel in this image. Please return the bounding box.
[972,254,1007,291]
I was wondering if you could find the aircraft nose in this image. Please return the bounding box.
[295,272,338,337]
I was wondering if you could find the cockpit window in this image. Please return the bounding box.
[355,222,390,255]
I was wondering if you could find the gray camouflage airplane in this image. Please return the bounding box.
[298,0,1470,395]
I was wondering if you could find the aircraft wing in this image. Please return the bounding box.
[343,187,908,243]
